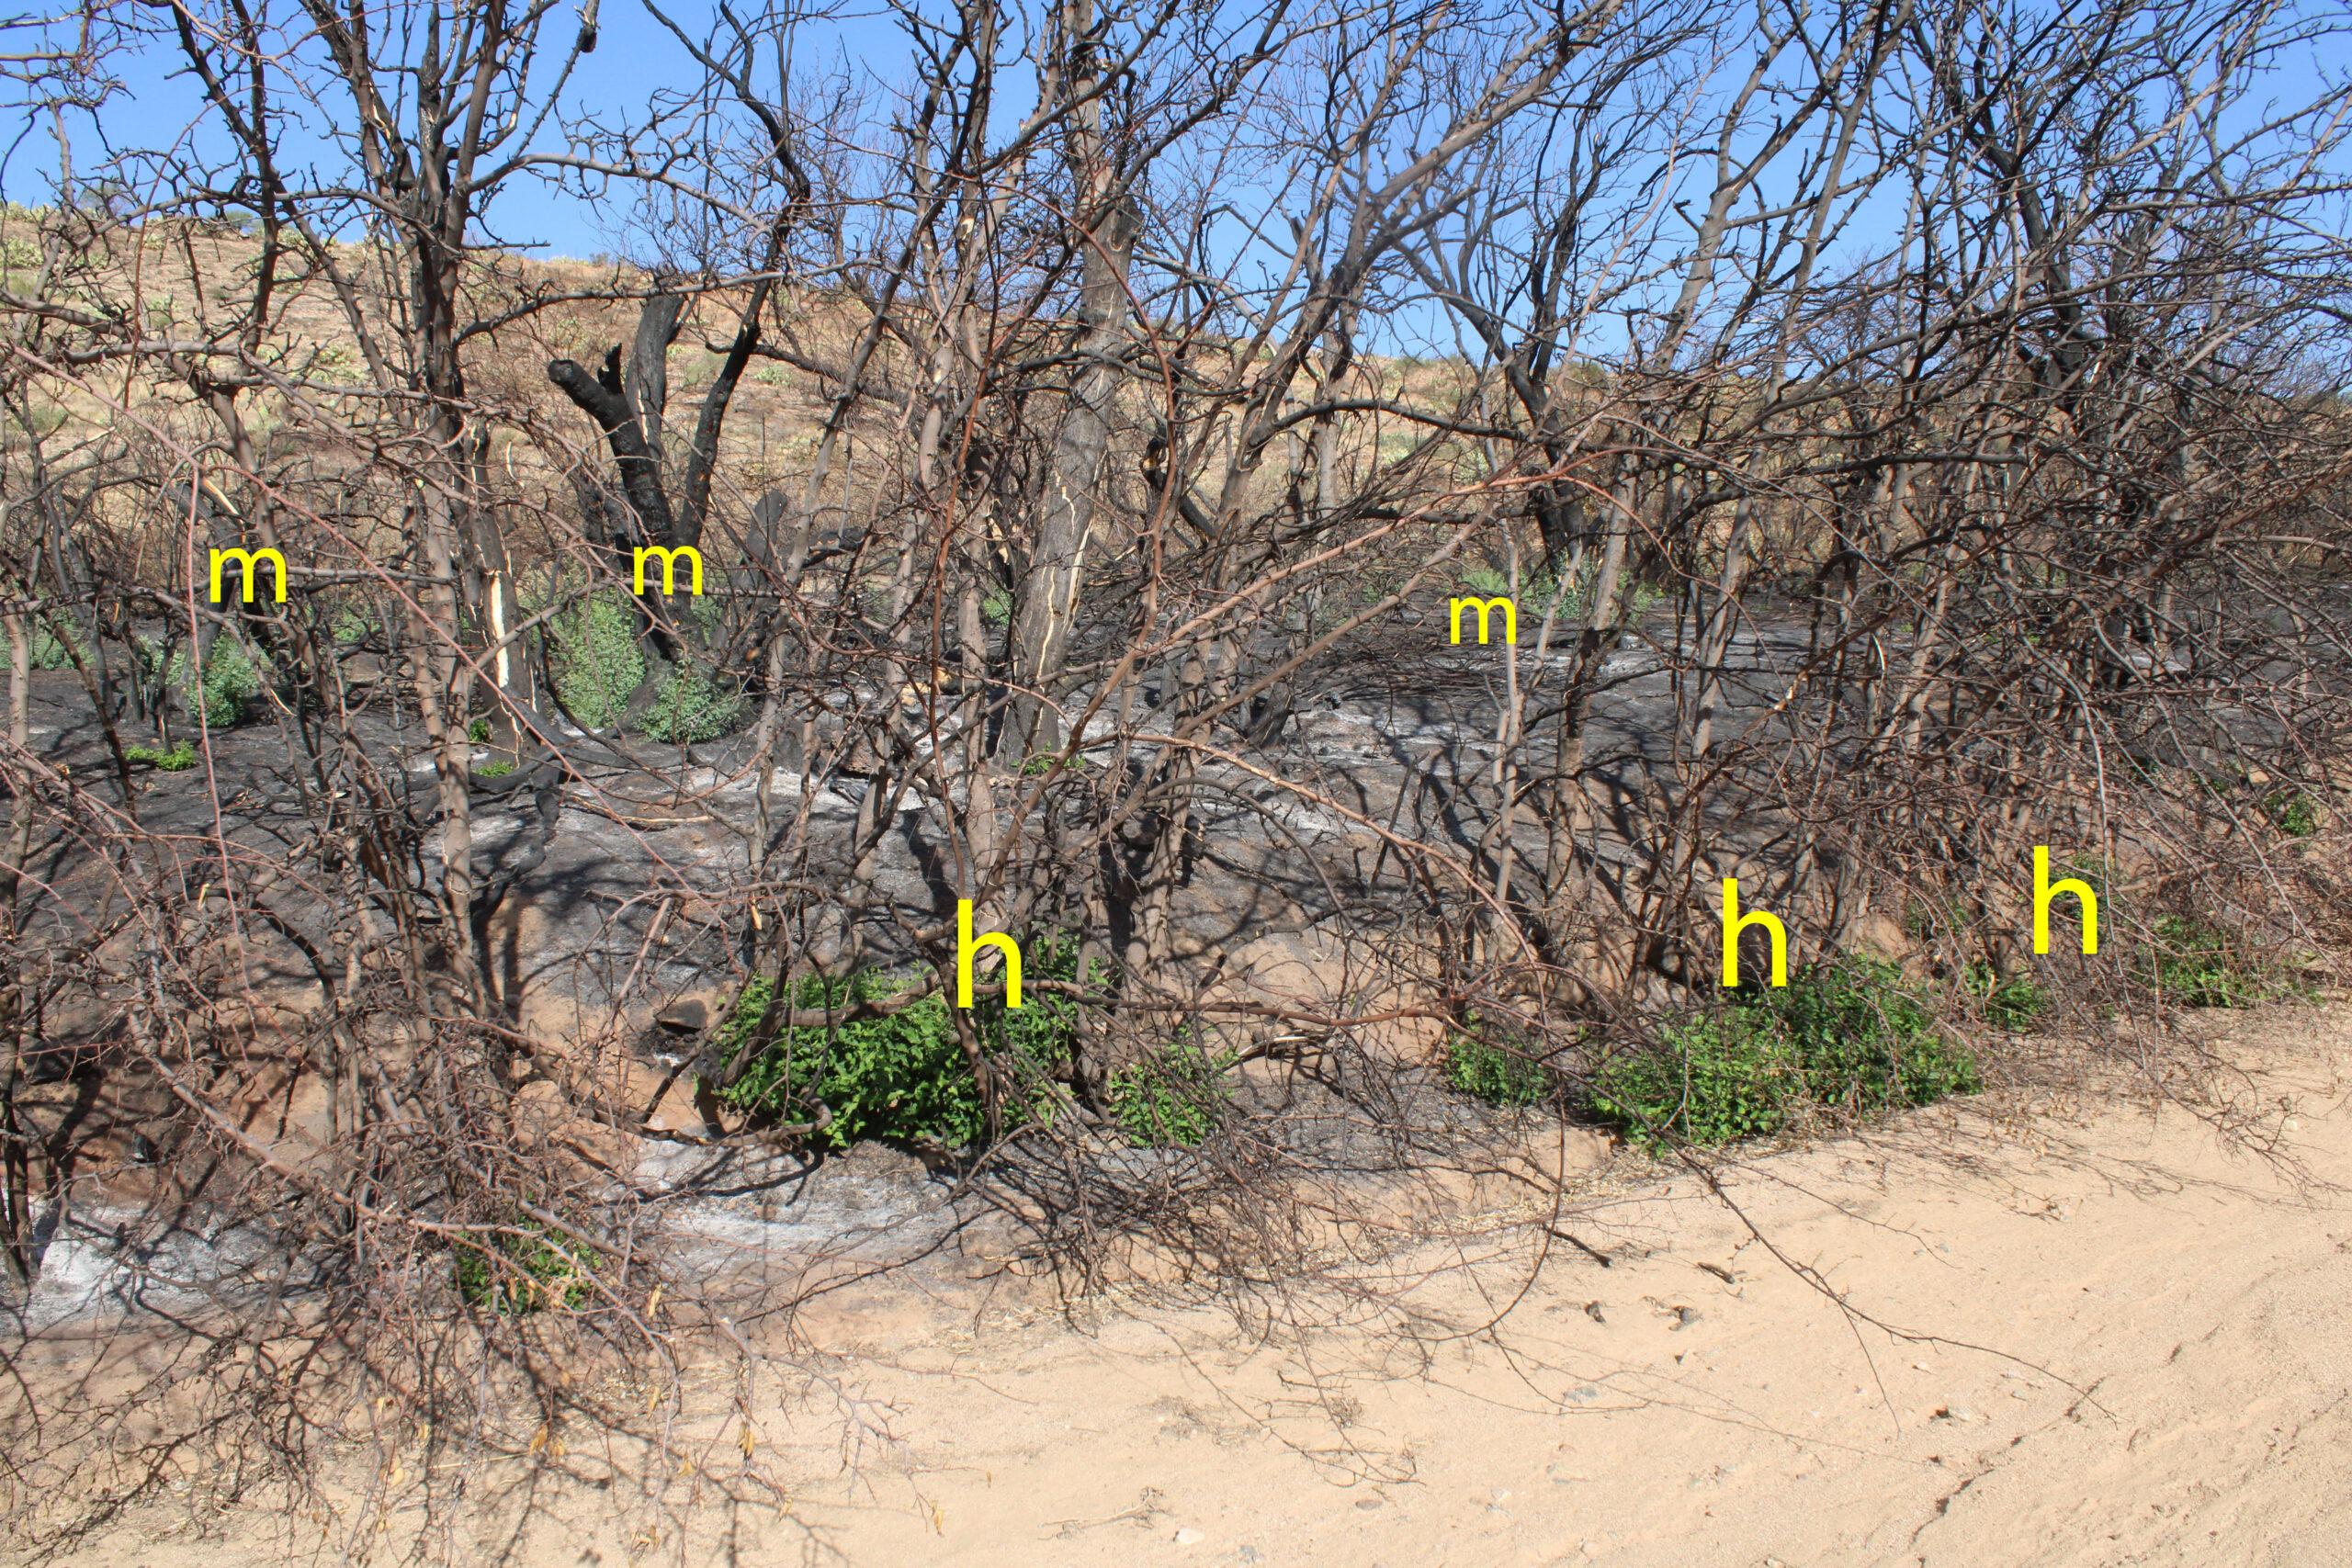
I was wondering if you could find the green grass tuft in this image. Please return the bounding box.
[29,623,84,670]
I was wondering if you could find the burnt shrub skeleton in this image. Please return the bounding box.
[0,0,2346,1552]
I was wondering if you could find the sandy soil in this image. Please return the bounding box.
[34,1003,2352,1568]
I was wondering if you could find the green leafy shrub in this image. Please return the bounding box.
[1442,1024,1550,1107]
[1592,958,1981,1153]
[474,759,515,778]
[1767,958,1980,1111]
[1110,1032,1236,1147]
[125,739,198,771]
[718,938,1095,1150]
[548,591,646,729]
[453,1216,599,1314]
[2143,915,2265,1008]
[717,973,978,1149]
[1965,962,2048,1031]
[468,716,491,742]
[1592,1011,1793,1152]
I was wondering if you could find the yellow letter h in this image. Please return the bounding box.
[2032,846,2098,955]
[956,899,1023,1009]
[1721,877,1787,988]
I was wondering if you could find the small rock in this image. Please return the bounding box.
[1353,1496,1384,1510]
[2284,1118,2302,1132]
[1172,1527,1205,1546]
[1936,1403,1984,1423]
[1546,1464,1590,1484]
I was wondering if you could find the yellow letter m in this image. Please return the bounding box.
[633,545,704,596]
[1449,595,1516,645]
[208,547,287,604]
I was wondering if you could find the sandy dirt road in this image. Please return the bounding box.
[37,1005,2352,1568]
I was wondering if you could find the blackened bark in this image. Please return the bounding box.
[676,276,774,548]
[548,348,677,547]
[628,290,685,457]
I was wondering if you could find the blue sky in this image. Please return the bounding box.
[6,0,930,256]
[6,0,2346,368]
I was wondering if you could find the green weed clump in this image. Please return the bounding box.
[1110,1032,1237,1147]
[159,638,267,728]
[719,972,981,1148]
[1442,1024,1550,1107]
[1965,962,2049,1031]
[2266,790,2319,838]
[638,659,744,743]
[330,604,379,645]
[125,739,198,772]
[1592,957,1981,1154]
[2142,915,2267,1008]
[547,590,743,739]
[718,938,1096,1150]
[453,1216,599,1314]
[38,629,265,728]
[1459,556,1665,629]
[29,622,84,670]
[548,592,646,729]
